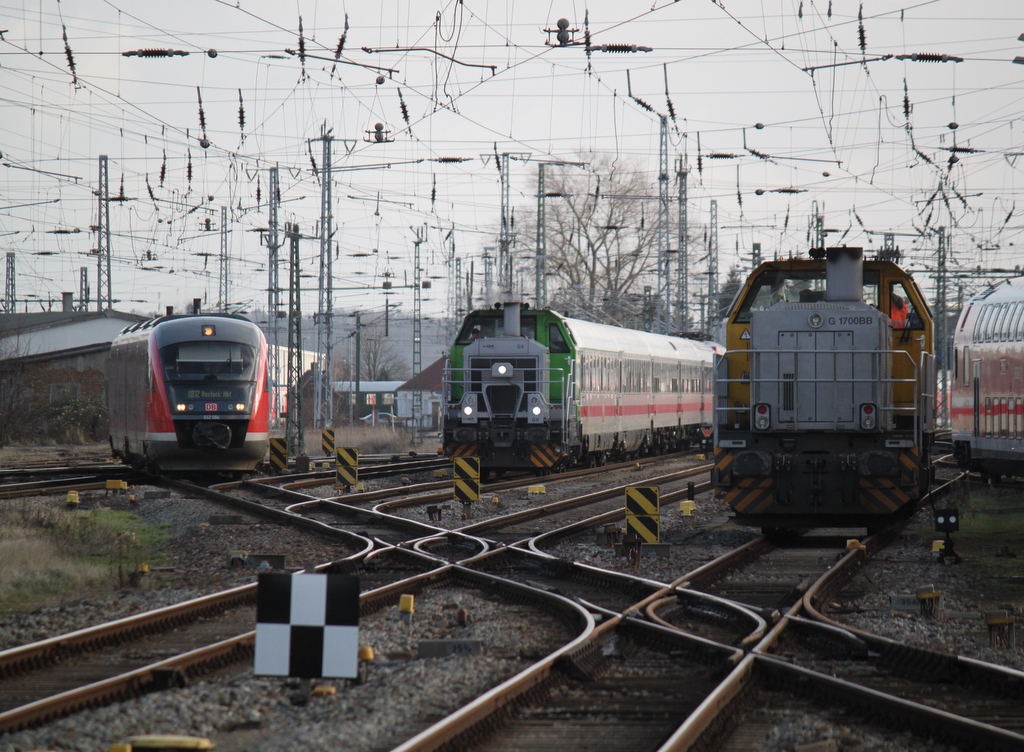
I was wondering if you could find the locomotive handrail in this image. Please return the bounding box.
[714,348,922,440]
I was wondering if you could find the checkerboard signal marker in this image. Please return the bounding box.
[625,485,661,543]
[453,457,480,503]
[254,572,360,679]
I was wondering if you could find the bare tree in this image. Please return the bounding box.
[522,154,663,327]
[335,321,410,382]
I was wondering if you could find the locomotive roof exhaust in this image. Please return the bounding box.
[503,301,521,337]
[825,246,863,302]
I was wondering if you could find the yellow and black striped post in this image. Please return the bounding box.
[335,447,358,489]
[625,486,661,543]
[453,457,481,504]
[321,428,335,456]
[269,438,288,474]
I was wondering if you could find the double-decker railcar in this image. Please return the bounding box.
[952,277,1024,480]
[713,247,935,530]
[107,314,270,473]
[442,302,716,472]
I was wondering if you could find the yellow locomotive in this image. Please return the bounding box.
[713,247,935,531]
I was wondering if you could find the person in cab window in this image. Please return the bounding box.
[890,294,908,328]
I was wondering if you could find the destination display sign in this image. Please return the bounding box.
[184,387,236,400]
[168,384,249,404]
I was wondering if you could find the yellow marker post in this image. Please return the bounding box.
[399,594,415,623]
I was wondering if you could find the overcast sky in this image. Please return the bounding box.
[2,0,1023,322]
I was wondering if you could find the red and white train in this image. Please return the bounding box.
[952,277,1024,479]
[108,314,270,473]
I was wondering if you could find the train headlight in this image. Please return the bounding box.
[491,362,514,378]
[176,403,187,412]
[753,403,771,430]
[531,406,542,416]
[461,393,478,423]
[235,403,246,411]
[860,403,877,430]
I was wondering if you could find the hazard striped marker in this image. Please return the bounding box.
[625,486,661,543]
[269,438,288,474]
[454,457,481,504]
[335,447,358,489]
[321,428,335,456]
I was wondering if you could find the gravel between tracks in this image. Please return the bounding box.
[0,586,575,752]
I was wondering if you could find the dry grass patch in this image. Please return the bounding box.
[0,503,170,612]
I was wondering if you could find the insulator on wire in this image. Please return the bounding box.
[858,23,866,53]
[897,53,962,63]
[256,180,261,204]
[335,14,349,58]
[431,175,436,208]
[589,44,652,53]
[434,156,470,163]
[903,80,911,119]
[238,89,246,132]
[146,176,155,201]
[122,48,189,57]
[159,151,167,187]
[187,150,193,184]
[632,96,655,113]
[398,88,409,124]
[196,87,206,132]
[62,25,78,84]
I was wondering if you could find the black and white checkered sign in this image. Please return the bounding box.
[254,572,360,679]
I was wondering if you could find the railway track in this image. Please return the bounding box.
[4,455,1024,751]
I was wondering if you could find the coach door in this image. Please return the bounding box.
[973,359,981,437]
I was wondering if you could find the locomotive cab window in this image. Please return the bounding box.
[548,324,571,353]
[888,282,923,330]
[734,268,880,323]
[456,314,537,344]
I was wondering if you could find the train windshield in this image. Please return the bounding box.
[160,341,257,382]
[456,314,537,344]
[734,269,879,323]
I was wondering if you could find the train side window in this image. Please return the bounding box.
[996,303,1012,341]
[984,398,992,437]
[974,304,992,342]
[963,347,970,386]
[1012,302,1024,341]
[1001,397,1009,438]
[1017,397,1023,440]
